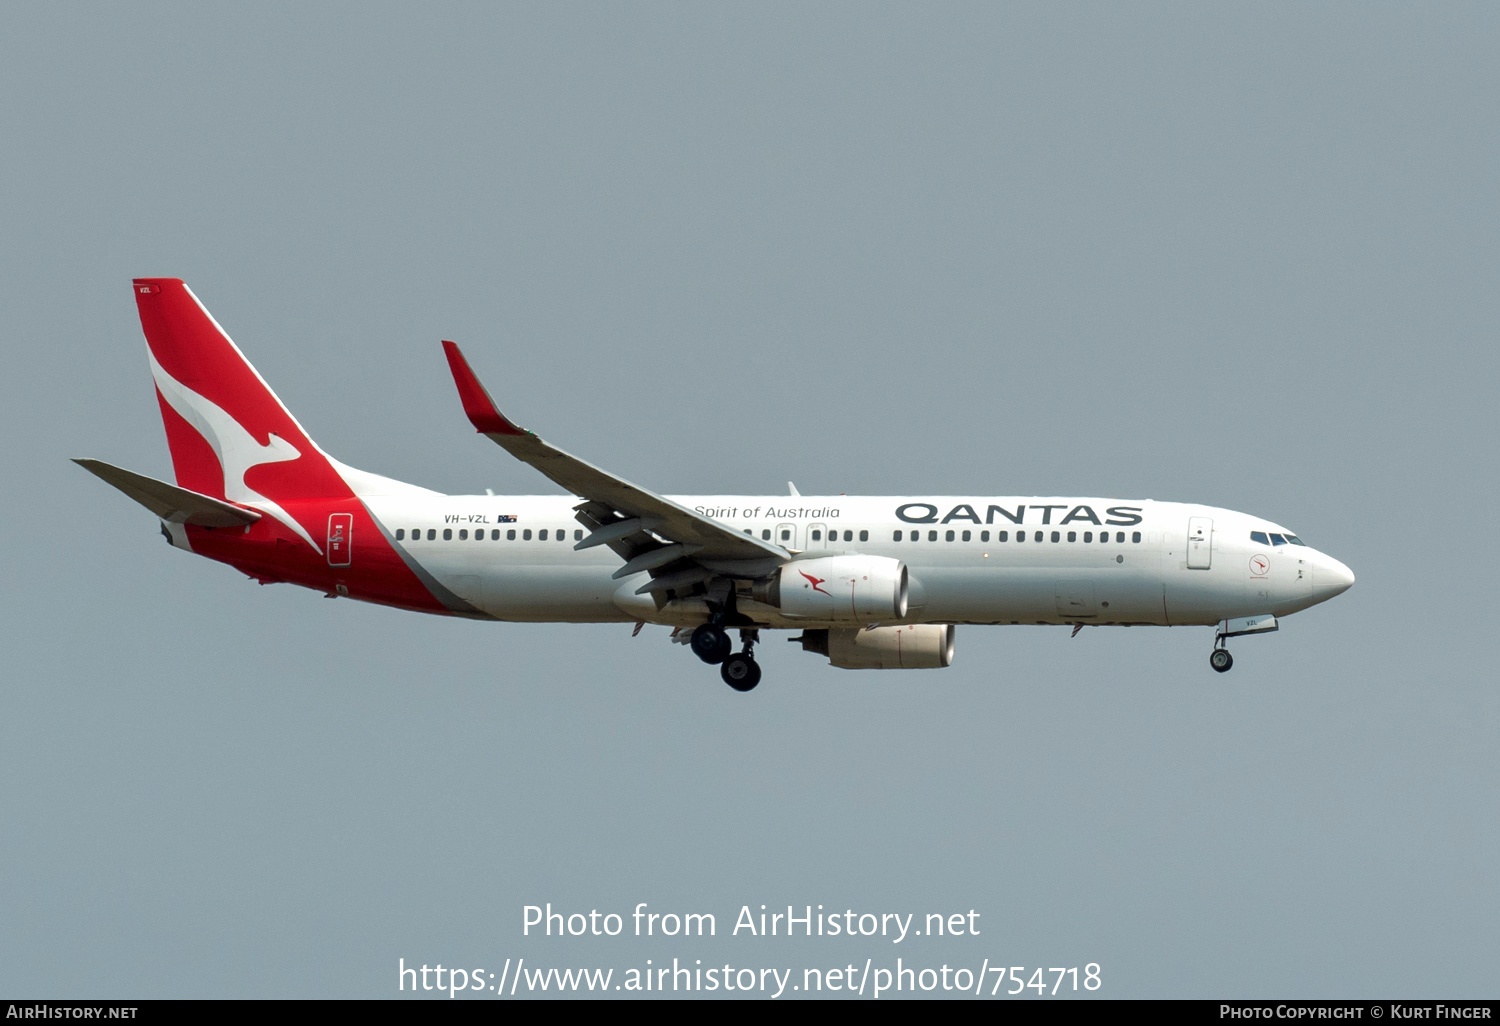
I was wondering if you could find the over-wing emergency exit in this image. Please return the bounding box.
[77,279,1355,691]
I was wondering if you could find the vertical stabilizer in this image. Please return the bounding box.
[132,279,352,544]
[104,279,474,617]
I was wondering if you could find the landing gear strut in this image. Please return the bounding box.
[720,629,762,692]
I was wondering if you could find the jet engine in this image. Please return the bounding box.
[795,624,956,669]
[753,555,908,622]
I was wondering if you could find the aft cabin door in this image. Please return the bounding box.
[1187,517,1213,569]
[327,513,353,567]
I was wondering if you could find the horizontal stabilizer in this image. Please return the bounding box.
[73,459,262,528]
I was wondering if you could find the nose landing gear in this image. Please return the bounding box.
[1209,647,1233,673]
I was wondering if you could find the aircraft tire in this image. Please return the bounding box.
[1209,649,1233,673]
[720,653,761,691]
[691,623,732,664]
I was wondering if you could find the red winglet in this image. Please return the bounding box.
[441,341,525,436]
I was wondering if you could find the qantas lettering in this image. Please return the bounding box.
[896,503,1144,526]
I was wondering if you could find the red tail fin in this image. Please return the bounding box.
[133,278,357,554]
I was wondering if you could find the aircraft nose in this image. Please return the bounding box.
[1313,555,1355,599]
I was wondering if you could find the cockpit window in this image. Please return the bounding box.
[1269,533,1286,546]
[1285,535,1305,546]
[1250,531,1269,544]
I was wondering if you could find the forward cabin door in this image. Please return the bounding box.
[1187,516,1213,569]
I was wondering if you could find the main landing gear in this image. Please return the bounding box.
[689,623,732,664]
[720,648,761,692]
[690,589,763,691]
[690,623,762,691]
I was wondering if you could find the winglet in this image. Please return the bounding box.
[441,341,526,436]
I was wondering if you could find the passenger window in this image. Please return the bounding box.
[946,530,955,542]
[1115,532,1124,543]
[443,529,452,540]
[507,529,516,540]
[1067,531,1076,542]
[492,529,501,540]
[980,531,990,542]
[539,529,548,541]
[859,530,868,542]
[1132,531,1141,543]
[998,531,1008,542]
[1083,531,1092,542]
[575,530,583,541]
[1016,531,1024,542]
[1050,531,1060,543]
[427,529,436,541]
[761,530,771,540]
[459,529,468,540]
[395,529,405,540]
[523,529,532,540]
[962,530,971,542]
[811,530,822,541]
[780,529,790,541]
[1270,533,1286,546]
[558,531,567,542]
[929,530,938,542]
[1250,531,1269,545]
[892,530,902,542]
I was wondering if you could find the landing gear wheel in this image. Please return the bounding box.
[690,623,732,664]
[1210,648,1233,673]
[720,653,761,691]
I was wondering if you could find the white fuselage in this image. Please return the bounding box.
[361,494,1355,629]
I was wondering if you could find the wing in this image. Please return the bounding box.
[441,342,788,590]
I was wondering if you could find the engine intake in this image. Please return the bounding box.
[796,624,956,669]
[754,555,908,622]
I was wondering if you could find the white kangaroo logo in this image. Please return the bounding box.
[148,351,323,554]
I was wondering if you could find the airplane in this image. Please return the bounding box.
[77,278,1355,692]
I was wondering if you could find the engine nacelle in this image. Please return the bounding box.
[796,624,956,669]
[756,555,908,622]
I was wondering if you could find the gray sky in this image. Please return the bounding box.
[2,2,1496,998]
